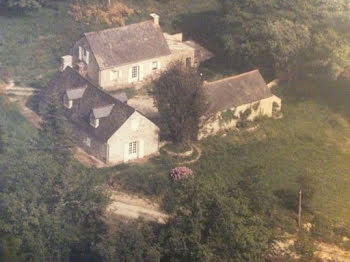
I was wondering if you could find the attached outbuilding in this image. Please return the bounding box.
[199,70,282,139]
[39,67,160,164]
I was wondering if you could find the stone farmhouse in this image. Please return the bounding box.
[39,67,160,164]
[61,13,212,90]
[199,70,282,139]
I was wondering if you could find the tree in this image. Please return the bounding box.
[69,0,134,26]
[218,0,350,80]
[0,0,44,9]
[35,101,73,163]
[152,62,207,144]
[160,174,272,261]
[0,123,6,154]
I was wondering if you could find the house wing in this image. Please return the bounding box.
[204,70,273,113]
[41,67,136,141]
[85,20,171,69]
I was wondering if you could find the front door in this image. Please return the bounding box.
[128,141,138,160]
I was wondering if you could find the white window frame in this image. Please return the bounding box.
[152,61,158,70]
[63,95,72,109]
[110,70,119,81]
[128,141,137,155]
[85,137,91,147]
[132,66,138,79]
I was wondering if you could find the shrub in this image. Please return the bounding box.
[170,166,193,181]
[69,0,134,26]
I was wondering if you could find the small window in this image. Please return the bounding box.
[63,95,72,109]
[152,61,158,70]
[84,50,89,64]
[186,57,192,67]
[132,66,138,79]
[85,137,91,147]
[128,141,137,154]
[110,70,119,81]
[78,46,83,60]
[90,114,99,128]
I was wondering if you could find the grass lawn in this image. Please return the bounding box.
[108,80,350,231]
[0,0,219,86]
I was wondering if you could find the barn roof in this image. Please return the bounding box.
[84,20,171,69]
[42,67,135,141]
[204,70,273,113]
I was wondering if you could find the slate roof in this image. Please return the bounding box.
[41,67,135,141]
[204,70,273,113]
[85,20,171,69]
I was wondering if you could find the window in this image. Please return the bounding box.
[152,61,158,70]
[110,70,119,81]
[90,114,99,128]
[132,66,138,79]
[85,137,91,147]
[186,57,192,67]
[128,141,137,154]
[78,46,89,64]
[63,95,72,109]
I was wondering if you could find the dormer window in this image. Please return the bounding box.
[63,94,73,109]
[90,114,99,128]
[90,104,115,128]
[64,85,87,109]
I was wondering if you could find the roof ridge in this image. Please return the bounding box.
[84,20,153,36]
[205,69,260,86]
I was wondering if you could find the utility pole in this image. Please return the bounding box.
[298,189,302,229]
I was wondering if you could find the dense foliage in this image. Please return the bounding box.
[219,0,350,80]
[69,0,134,26]
[152,62,207,143]
[0,98,109,261]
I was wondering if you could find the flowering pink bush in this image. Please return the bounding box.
[170,166,194,181]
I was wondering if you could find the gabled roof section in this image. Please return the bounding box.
[204,70,273,113]
[42,67,135,141]
[85,20,171,69]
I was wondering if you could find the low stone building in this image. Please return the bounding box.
[198,70,282,139]
[39,66,160,164]
[61,13,212,90]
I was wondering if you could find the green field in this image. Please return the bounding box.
[108,80,350,233]
[0,0,219,86]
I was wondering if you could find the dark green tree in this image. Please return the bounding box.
[0,0,43,9]
[0,123,6,154]
[219,0,350,80]
[36,101,73,163]
[152,61,207,144]
[160,176,272,261]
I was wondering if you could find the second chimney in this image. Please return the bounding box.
[60,55,73,72]
[150,13,160,26]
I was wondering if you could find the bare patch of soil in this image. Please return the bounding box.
[107,190,169,224]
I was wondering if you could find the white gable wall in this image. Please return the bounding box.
[107,111,160,163]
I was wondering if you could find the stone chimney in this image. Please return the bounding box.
[150,13,160,26]
[60,55,73,72]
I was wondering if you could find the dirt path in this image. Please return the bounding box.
[4,81,42,128]
[107,191,169,224]
[178,144,202,165]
